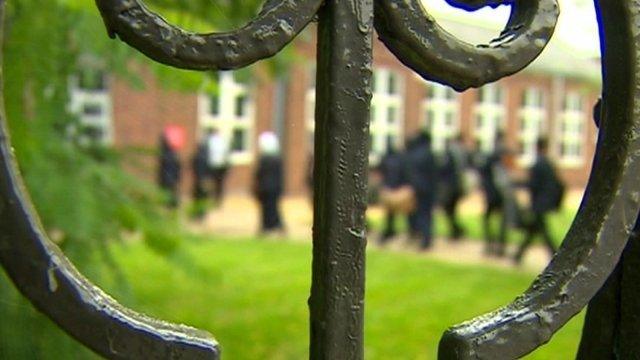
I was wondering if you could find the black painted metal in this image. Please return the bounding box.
[374,0,558,91]
[309,0,372,358]
[0,1,219,358]
[95,0,323,71]
[438,1,640,358]
[3,0,637,359]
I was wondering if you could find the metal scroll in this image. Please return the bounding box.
[2,0,635,359]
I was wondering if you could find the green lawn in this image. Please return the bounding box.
[369,206,578,247]
[89,236,583,359]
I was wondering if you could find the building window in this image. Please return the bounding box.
[517,87,546,165]
[69,69,113,145]
[198,71,255,164]
[558,92,586,167]
[423,81,459,152]
[473,84,506,153]
[305,67,316,150]
[370,68,403,159]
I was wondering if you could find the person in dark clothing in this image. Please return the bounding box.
[439,135,467,240]
[158,134,181,208]
[254,132,285,234]
[191,140,209,219]
[405,132,438,250]
[514,138,561,264]
[477,134,508,256]
[377,141,406,243]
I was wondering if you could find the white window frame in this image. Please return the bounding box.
[517,87,547,166]
[305,67,316,151]
[473,83,506,153]
[370,68,404,162]
[557,91,586,167]
[68,71,113,145]
[423,81,460,153]
[198,71,255,165]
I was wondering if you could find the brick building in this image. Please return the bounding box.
[71,17,601,196]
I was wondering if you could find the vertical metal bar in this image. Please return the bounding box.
[309,0,373,358]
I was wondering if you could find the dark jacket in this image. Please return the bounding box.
[404,135,437,203]
[158,137,181,188]
[478,151,502,205]
[378,150,406,189]
[192,143,209,180]
[255,155,284,198]
[439,144,467,199]
[529,154,561,214]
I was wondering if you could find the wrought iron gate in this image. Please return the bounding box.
[0,0,639,358]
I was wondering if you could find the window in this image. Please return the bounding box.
[304,68,403,161]
[305,67,316,150]
[198,71,255,164]
[423,81,460,152]
[558,92,586,167]
[69,69,113,145]
[473,84,505,153]
[517,87,547,165]
[370,68,404,158]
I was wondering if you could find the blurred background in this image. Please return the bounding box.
[0,0,600,359]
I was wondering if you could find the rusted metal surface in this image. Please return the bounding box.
[308,0,372,358]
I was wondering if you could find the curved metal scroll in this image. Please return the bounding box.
[94,0,323,70]
[0,2,219,359]
[374,0,559,90]
[438,1,640,358]
[4,0,627,357]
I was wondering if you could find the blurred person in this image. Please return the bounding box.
[205,128,230,207]
[478,133,508,256]
[191,138,209,219]
[253,132,285,234]
[513,138,563,264]
[377,140,407,244]
[439,135,468,241]
[405,132,438,250]
[158,128,182,208]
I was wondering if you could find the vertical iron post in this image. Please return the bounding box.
[309,0,373,358]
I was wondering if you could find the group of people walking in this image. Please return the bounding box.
[376,131,565,264]
[158,127,286,234]
[159,124,565,263]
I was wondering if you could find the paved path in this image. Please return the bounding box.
[187,194,560,272]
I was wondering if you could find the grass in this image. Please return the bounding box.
[87,236,583,360]
[368,206,578,247]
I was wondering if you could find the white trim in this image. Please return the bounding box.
[422,81,460,152]
[517,87,547,166]
[198,72,255,166]
[68,72,113,145]
[557,92,586,168]
[473,83,505,153]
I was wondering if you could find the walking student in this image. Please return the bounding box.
[158,128,182,208]
[514,138,563,264]
[205,128,230,207]
[377,141,407,244]
[253,132,285,234]
[439,135,467,241]
[478,135,508,256]
[405,132,438,250]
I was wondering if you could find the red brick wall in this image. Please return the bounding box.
[111,36,600,196]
